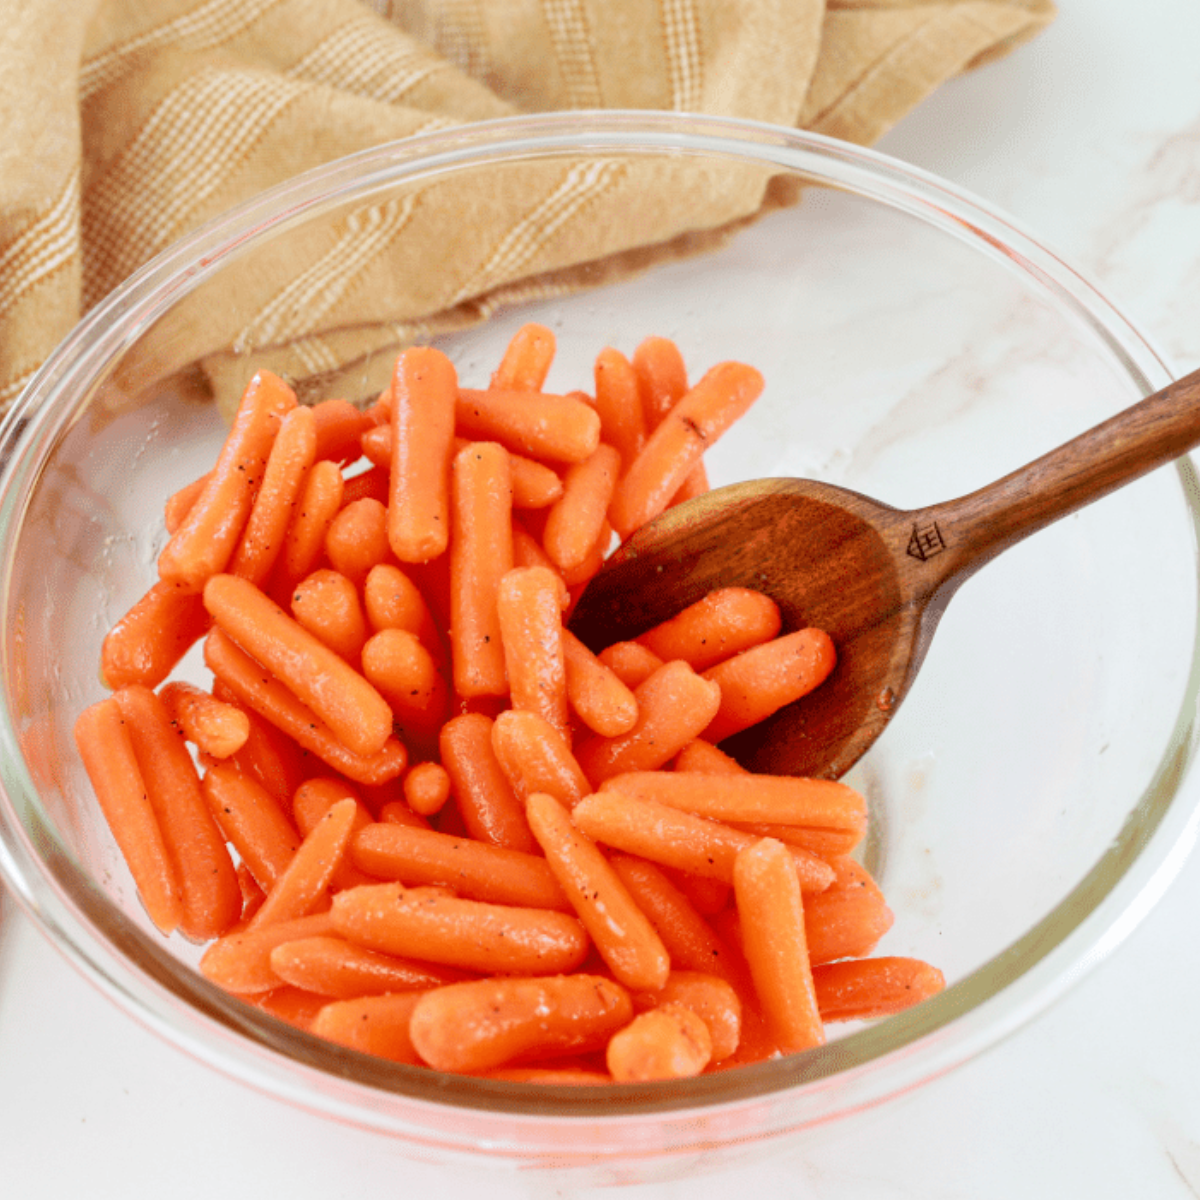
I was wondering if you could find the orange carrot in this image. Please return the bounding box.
[542,443,621,574]
[163,472,210,534]
[269,935,470,998]
[812,956,946,1023]
[200,911,337,994]
[361,562,440,646]
[456,435,564,509]
[100,581,211,690]
[350,821,569,911]
[608,854,739,985]
[325,497,392,587]
[606,1002,712,1082]
[733,838,824,1054]
[228,404,317,586]
[269,457,344,599]
[203,573,393,759]
[340,463,390,507]
[596,770,868,846]
[379,798,435,830]
[212,682,309,804]
[489,322,556,392]
[310,396,372,465]
[402,761,451,817]
[560,629,639,738]
[668,461,710,508]
[632,335,688,431]
[159,679,250,759]
[455,388,601,464]
[702,628,836,743]
[672,738,746,776]
[201,759,300,892]
[410,974,631,1074]
[388,346,458,563]
[289,568,368,662]
[245,796,357,929]
[330,882,589,976]
[631,971,741,1062]
[573,660,722,786]
[490,709,591,809]
[596,641,663,690]
[449,442,513,698]
[571,791,834,892]
[158,370,296,590]
[609,361,763,538]
[113,685,241,940]
[438,713,536,853]
[527,792,669,992]
[592,346,646,471]
[290,777,376,889]
[310,990,426,1063]
[73,697,182,934]
[204,628,407,786]
[804,857,895,965]
[496,567,568,737]
[658,867,731,918]
[636,587,781,674]
[247,985,328,1032]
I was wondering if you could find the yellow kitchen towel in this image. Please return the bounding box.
[0,0,1054,416]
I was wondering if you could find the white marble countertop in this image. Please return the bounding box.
[4,2,1200,1196]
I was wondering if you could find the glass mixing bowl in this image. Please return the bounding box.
[0,112,1198,1181]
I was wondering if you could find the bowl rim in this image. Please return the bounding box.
[1,109,1198,1158]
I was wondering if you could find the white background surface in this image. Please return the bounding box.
[4,2,1200,1196]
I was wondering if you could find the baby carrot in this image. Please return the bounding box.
[201,760,300,892]
[269,935,470,998]
[309,396,372,465]
[812,956,946,1023]
[528,791,670,992]
[668,461,709,507]
[631,971,742,1062]
[100,581,211,690]
[489,322,556,392]
[560,629,639,738]
[212,681,309,804]
[159,679,250,759]
[360,422,390,469]
[702,628,837,743]
[608,361,764,538]
[608,854,739,985]
[496,567,568,737]
[596,641,663,690]
[310,991,426,1064]
[592,346,645,471]
[268,457,344,600]
[246,797,358,930]
[596,770,868,844]
[199,910,337,994]
[73,697,182,935]
[449,442,513,698]
[290,777,375,889]
[325,497,391,587]
[388,345,458,563]
[228,404,317,587]
[204,629,408,786]
[289,568,368,662]
[804,857,895,965]
[733,838,824,1055]
[248,985,327,1032]
[402,761,451,817]
[340,464,390,507]
[362,562,441,650]
[361,627,450,750]
[409,973,631,1074]
[438,713,536,853]
[490,709,591,809]
[350,821,569,911]
[330,882,590,976]
[113,685,241,940]
[636,587,782,674]
[163,472,210,534]
[573,660,722,786]
[203,573,393,759]
[660,866,731,917]
[158,369,296,590]
[606,1002,712,1082]
[632,335,688,431]
[542,443,621,574]
[571,791,834,892]
[455,388,601,464]
[672,738,746,775]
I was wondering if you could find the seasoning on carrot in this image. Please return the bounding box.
[269,935,470,998]
[289,568,368,662]
[159,679,250,760]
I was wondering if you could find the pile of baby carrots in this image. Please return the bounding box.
[74,325,943,1084]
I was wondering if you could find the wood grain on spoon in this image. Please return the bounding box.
[569,366,1200,780]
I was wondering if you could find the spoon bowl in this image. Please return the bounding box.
[570,366,1200,778]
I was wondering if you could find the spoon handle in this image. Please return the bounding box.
[926,365,1200,583]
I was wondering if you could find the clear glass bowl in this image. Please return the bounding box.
[1,112,1198,1180]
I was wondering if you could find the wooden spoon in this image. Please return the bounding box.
[568,367,1200,780]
